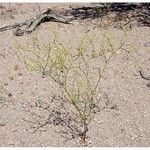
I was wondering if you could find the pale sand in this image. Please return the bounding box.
[0,3,150,147]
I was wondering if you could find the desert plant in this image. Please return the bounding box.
[15,29,124,144]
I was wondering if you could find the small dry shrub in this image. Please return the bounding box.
[15,28,126,144]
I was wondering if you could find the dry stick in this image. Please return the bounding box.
[0,9,47,32]
[0,4,149,36]
[0,8,74,36]
[31,103,80,136]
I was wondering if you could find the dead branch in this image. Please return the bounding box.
[0,3,149,36]
[0,8,74,36]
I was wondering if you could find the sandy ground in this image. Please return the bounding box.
[0,3,150,147]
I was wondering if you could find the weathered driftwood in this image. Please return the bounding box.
[0,8,74,36]
[0,4,149,36]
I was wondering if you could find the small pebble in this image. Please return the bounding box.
[110,104,118,110]
[8,93,13,97]
[144,42,150,47]
[88,140,92,147]
[4,82,8,86]
[0,122,6,127]
[18,72,23,76]
[14,65,19,70]
[12,128,17,132]
[120,128,125,132]
[9,76,14,80]
[146,82,150,88]
[19,82,23,85]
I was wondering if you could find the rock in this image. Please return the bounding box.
[14,65,19,70]
[0,122,6,127]
[12,128,17,132]
[18,72,23,76]
[144,42,150,47]
[8,93,13,97]
[9,76,14,80]
[4,82,8,86]
[110,104,119,110]
[19,82,23,85]
[146,82,150,88]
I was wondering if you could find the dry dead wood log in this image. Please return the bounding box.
[0,8,74,36]
[0,4,149,36]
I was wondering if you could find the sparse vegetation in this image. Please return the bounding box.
[15,29,125,144]
[0,3,149,147]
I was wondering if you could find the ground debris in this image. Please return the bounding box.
[0,3,149,36]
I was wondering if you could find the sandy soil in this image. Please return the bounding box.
[0,3,150,147]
